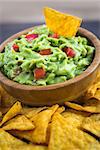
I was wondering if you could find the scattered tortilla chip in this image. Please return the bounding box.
[21,107,34,114]
[30,104,59,144]
[86,82,100,98]
[9,130,34,143]
[84,70,100,100]
[44,7,82,37]
[83,98,100,113]
[30,104,59,122]
[65,99,100,113]
[46,123,51,144]
[0,129,47,150]
[2,115,35,131]
[0,86,17,108]
[0,101,22,126]
[82,114,100,138]
[94,89,100,100]
[65,101,85,111]
[62,109,88,128]
[48,112,100,150]
[27,145,47,150]
[56,106,65,114]
[23,106,47,119]
[9,105,59,144]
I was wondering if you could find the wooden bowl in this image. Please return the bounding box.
[0,27,100,106]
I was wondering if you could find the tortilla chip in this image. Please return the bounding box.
[30,104,59,144]
[83,98,100,113]
[0,101,22,126]
[48,112,100,150]
[30,104,59,122]
[62,109,88,128]
[65,101,84,111]
[0,86,17,108]
[9,130,34,143]
[56,106,65,114]
[9,105,58,144]
[82,114,100,138]
[0,129,47,150]
[2,115,35,131]
[65,99,100,113]
[23,106,47,119]
[44,7,82,37]
[27,145,47,150]
[84,70,100,100]
[94,89,100,100]
[21,107,34,114]
[86,82,100,98]
[46,123,51,144]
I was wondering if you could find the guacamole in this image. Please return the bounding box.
[0,25,95,86]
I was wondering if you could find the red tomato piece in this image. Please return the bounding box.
[25,34,38,41]
[12,44,19,52]
[39,49,52,55]
[34,68,46,80]
[63,47,75,58]
[52,33,59,38]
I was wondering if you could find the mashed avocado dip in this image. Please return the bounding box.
[0,25,95,86]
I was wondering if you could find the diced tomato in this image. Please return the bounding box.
[48,33,59,38]
[39,49,52,55]
[34,68,46,80]
[12,44,19,52]
[63,47,75,58]
[52,33,59,38]
[25,34,38,41]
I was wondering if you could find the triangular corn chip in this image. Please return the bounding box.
[30,104,59,144]
[62,110,87,128]
[86,82,100,99]
[44,7,82,37]
[83,98,100,113]
[82,114,100,138]
[65,101,85,111]
[0,101,22,126]
[48,112,100,150]
[85,70,100,100]
[9,130,34,143]
[10,105,59,144]
[94,89,100,100]
[65,98,100,113]
[2,115,35,131]
[46,123,51,144]
[23,106,47,119]
[0,85,17,108]
[56,106,65,114]
[0,129,47,150]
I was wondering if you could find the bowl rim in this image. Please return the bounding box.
[0,26,100,91]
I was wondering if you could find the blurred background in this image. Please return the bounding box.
[0,0,100,43]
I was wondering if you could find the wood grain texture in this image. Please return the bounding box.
[0,27,100,106]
